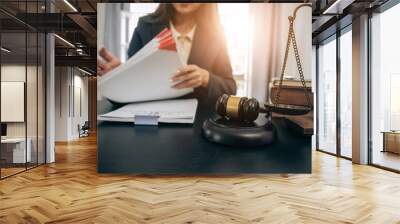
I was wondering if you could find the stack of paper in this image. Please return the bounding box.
[99,28,193,103]
[98,99,198,124]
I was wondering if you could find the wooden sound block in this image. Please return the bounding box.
[202,116,276,147]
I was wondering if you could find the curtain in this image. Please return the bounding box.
[97,3,123,100]
[98,3,122,59]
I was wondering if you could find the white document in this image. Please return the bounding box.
[98,99,198,124]
[98,29,193,103]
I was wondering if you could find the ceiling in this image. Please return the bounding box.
[0,0,98,73]
[1,0,395,73]
[312,0,391,43]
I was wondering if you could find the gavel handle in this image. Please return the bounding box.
[259,107,272,121]
[259,107,269,114]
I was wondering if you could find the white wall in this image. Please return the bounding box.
[55,67,89,141]
[1,65,39,137]
[55,66,69,141]
[1,64,46,163]
[1,65,26,139]
[71,74,89,138]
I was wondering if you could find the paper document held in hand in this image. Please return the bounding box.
[99,28,193,103]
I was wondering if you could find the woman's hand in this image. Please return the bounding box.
[171,65,210,89]
[97,47,121,76]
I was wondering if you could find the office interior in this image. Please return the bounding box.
[0,0,97,179]
[0,0,400,222]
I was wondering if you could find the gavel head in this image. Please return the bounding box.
[215,94,260,122]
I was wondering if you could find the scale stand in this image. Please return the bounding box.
[264,3,313,116]
[202,5,313,147]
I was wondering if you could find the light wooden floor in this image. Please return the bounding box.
[373,151,400,171]
[1,167,26,178]
[1,135,400,224]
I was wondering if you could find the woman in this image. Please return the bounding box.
[98,3,236,104]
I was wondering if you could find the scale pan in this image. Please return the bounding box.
[264,103,311,115]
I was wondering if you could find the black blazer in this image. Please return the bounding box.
[127,15,237,105]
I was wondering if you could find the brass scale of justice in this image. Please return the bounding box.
[202,4,313,147]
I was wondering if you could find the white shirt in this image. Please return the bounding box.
[170,22,196,64]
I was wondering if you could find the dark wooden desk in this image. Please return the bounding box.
[97,99,311,174]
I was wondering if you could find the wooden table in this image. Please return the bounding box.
[382,131,400,154]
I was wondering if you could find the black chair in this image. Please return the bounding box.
[79,121,90,138]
